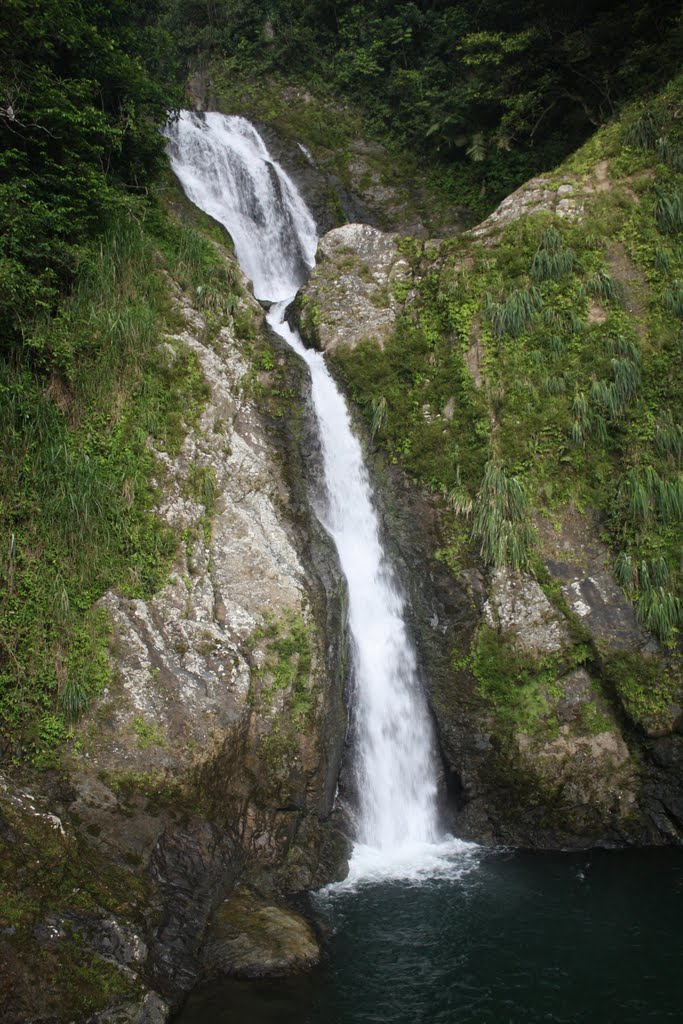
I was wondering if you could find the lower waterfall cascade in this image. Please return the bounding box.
[164,110,474,882]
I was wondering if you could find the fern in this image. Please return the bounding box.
[467,132,487,162]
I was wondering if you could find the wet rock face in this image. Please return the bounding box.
[66,284,348,889]
[255,123,372,236]
[86,993,170,1024]
[294,224,412,352]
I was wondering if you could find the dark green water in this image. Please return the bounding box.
[177,848,683,1024]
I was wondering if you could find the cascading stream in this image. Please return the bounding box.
[164,111,473,882]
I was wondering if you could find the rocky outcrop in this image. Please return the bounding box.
[293,224,412,352]
[202,886,319,979]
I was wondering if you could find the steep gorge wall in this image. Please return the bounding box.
[289,94,683,850]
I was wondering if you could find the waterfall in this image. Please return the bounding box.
[164,111,472,882]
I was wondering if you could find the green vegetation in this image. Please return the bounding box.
[470,625,592,736]
[0,795,147,1018]
[332,74,683,643]
[133,714,166,749]
[471,462,535,571]
[0,1,182,349]
[166,0,682,216]
[249,612,315,725]
[604,650,681,733]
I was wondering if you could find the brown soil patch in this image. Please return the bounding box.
[607,240,648,332]
[594,159,610,192]
[465,318,484,389]
[588,300,607,324]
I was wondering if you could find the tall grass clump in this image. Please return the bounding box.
[0,206,220,760]
[618,465,661,524]
[656,137,683,172]
[654,246,673,274]
[636,587,682,639]
[654,188,683,234]
[370,395,388,438]
[165,222,240,318]
[624,108,660,150]
[471,461,535,570]
[616,466,682,525]
[445,466,473,517]
[486,287,543,338]
[654,413,683,463]
[663,281,683,318]
[530,227,575,282]
[581,269,625,306]
[570,390,607,444]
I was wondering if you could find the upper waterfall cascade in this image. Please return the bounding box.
[164,111,473,882]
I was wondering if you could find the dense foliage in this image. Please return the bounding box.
[166,0,683,210]
[0,0,180,350]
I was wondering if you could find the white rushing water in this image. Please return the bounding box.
[164,111,475,882]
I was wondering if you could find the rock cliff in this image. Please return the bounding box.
[0,254,349,1022]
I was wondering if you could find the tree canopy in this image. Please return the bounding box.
[0,1,181,351]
